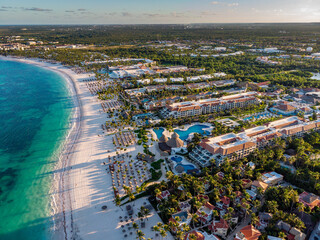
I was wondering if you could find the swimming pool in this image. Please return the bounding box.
[169,155,198,174]
[153,124,211,141]
[175,163,196,172]
[243,112,272,121]
[175,124,211,140]
[171,156,183,162]
[153,127,165,139]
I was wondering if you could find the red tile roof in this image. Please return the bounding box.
[239,225,261,240]
[185,230,205,240]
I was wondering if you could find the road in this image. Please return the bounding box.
[226,198,265,240]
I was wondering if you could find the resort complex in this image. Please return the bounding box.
[190,116,320,167]
[2,23,320,240]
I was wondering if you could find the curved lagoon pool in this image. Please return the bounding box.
[153,124,211,141]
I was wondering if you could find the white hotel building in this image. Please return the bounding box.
[160,92,259,119]
[189,116,320,167]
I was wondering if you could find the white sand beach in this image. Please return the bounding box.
[0,56,172,240]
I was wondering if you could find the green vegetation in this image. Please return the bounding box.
[149,168,162,181]
[151,159,164,170]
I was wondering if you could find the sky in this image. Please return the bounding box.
[0,0,320,25]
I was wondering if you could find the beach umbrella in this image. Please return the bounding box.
[101,205,108,210]
[175,165,185,174]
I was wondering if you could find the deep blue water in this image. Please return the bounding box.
[0,59,72,240]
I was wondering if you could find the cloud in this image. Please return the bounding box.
[121,12,133,17]
[77,8,86,11]
[170,11,188,18]
[141,12,188,18]
[143,13,163,18]
[227,3,239,7]
[201,11,216,16]
[211,1,220,5]
[2,6,12,9]
[23,7,53,12]
[65,10,75,13]
[0,9,8,11]
[105,11,192,19]
[107,12,117,16]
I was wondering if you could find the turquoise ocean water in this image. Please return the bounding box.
[0,59,73,239]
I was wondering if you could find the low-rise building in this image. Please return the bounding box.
[156,190,170,201]
[251,180,269,193]
[209,218,229,237]
[270,102,297,115]
[261,172,283,186]
[234,225,261,240]
[185,230,220,240]
[190,116,320,167]
[160,92,259,119]
[216,196,230,210]
[257,212,273,230]
[170,211,192,231]
[179,201,192,212]
[197,202,216,224]
[299,192,320,210]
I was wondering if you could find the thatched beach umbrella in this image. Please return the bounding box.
[166,132,184,148]
[159,133,168,143]
[175,165,185,174]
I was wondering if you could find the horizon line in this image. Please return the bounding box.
[1,21,320,26]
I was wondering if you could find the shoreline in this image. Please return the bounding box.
[0,55,81,240]
[0,55,174,240]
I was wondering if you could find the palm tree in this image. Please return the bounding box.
[251,213,259,226]
[189,233,197,240]
[159,229,167,239]
[241,200,250,219]
[176,230,185,240]
[278,231,286,239]
[168,208,175,218]
[115,196,121,208]
[200,211,206,227]
[181,223,190,233]
[296,202,305,213]
[152,225,160,237]
[191,213,198,229]
[168,218,179,232]
[265,200,278,214]
[132,222,139,230]
[252,200,260,211]
[136,230,145,240]
[194,200,202,211]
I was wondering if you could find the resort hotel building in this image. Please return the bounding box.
[190,116,320,167]
[160,92,259,119]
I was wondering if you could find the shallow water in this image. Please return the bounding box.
[0,59,72,240]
